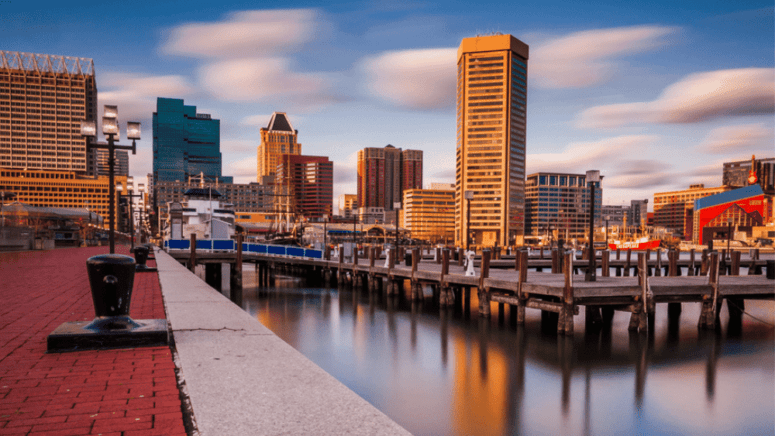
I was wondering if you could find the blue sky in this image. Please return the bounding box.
[3,0,773,211]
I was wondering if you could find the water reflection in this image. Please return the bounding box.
[241,270,774,436]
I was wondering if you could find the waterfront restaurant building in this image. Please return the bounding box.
[455,34,529,248]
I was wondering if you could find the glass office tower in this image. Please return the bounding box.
[152,97,230,184]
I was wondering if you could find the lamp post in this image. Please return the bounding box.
[464,190,474,251]
[557,209,565,251]
[727,219,732,260]
[323,214,328,253]
[585,170,601,282]
[80,106,140,254]
[394,202,401,261]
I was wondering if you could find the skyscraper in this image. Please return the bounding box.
[276,154,333,219]
[455,34,528,247]
[152,97,227,184]
[257,112,301,178]
[357,144,423,211]
[0,51,97,173]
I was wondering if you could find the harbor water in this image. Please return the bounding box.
[240,266,774,436]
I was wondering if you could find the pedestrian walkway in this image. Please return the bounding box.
[0,246,186,436]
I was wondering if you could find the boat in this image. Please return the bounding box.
[164,187,235,241]
[608,237,660,250]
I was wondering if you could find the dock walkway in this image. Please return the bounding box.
[0,247,186,436]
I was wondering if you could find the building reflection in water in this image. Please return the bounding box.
[241,270,774,436]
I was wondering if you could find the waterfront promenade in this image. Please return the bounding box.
[0,247,186,436]
[1,246,410,435]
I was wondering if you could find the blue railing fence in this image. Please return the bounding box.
[164,239,323,260]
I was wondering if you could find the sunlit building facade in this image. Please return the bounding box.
[525,172,601,241]
[403,187,455,243]
[455,34,529,247]
[276,155,333,219]
[0,51,97,174]
[357,144,422,211]
[339,194,357,218]
[257,112,301,178]
[653,184,730,239]
[0,168,125,223]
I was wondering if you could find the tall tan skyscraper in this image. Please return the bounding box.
[0,51,97,173]
[257,112,301,178]
[455,34,528,247]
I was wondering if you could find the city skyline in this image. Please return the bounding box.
[2,1,773,210]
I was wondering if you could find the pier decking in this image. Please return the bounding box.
[166,241,774,335]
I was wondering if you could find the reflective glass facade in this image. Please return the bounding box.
[152,98,228,184]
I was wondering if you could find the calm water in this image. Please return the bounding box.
[239,267,774,436]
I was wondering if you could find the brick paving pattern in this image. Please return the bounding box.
[0,246,186,436]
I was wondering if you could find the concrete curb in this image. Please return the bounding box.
[154,248,412,436]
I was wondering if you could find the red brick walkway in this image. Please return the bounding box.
[0,246,186,436]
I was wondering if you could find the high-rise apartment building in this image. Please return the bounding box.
[276,155,333,219]
[403,186,455,243]
[0,51,97,173]
[524,172,601,241]
[455,34,529,247]
[357,144,422,211]
[257,112,301,178]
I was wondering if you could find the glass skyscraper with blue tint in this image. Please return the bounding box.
[152,97,231,184]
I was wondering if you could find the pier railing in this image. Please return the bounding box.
[164,239,323,260]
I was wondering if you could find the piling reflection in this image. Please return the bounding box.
[241,270,774,436]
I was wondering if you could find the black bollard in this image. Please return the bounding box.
[132,246,157,272]
[47,254,168,352]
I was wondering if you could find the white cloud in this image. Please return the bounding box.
[241,114,272,127]
[697,123,774,155]
[531,25,678,89]
[221,139,256,154]
[527,135,659,174]
[577,68,775,128]
[225,156,258,184]
[361,48,457,110]
[197,57,335,106]
[98,73,195,121]
[161,9,320,59]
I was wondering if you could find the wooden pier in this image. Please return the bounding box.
[166,239,774,335]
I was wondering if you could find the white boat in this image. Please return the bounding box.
[164,187,235,241]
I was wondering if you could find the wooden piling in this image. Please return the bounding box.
[551,249,559,274]
[624,249,632,277]
[516,249,528,324]
[411,248,421,300]
[458,247,464,267]
[730,251,741,276]
[189,233,197,273]
[559,251,574,334]
[601,250,610,277]
[699,251,720,329]
[628,253,648,332]
[440,249,452,306]
[688,249,695,276]
[667,249,681,318]
[701,249,709,276]
[478,250,491,317]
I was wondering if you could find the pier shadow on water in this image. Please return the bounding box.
[240,268,774,436]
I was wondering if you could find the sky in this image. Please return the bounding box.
[2,0,773,212]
